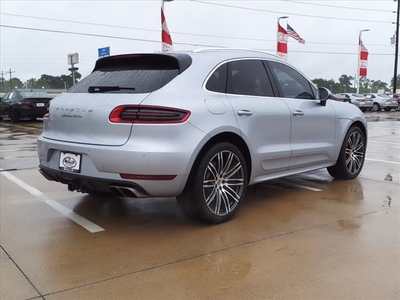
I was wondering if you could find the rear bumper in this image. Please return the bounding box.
[37,123,206,197]
[354,102,373,109]
[377,102,398,109]
[39,165,151,197]
[17,107,48,117]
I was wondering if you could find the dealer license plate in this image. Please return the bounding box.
[59,152,81,173]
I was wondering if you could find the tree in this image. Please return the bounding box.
[338,75,354,93]
[390,74,400,91]
[4,77,24,90]
[371,80,388,92]
[312,78,340,92]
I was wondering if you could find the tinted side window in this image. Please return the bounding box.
[227,60,274,97]
[1,92,10,101]
[269,61,315,99]
[206,63,227,93]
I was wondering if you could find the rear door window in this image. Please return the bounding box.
[226,60,274,97]
[205,64,227,93]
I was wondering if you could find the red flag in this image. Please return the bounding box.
[161,3,173,52]
[277,23,288,60]
[359,38,368,77]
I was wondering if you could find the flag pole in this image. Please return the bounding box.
[277,16,288,60]
[393,0,400,93]
[357,29,370,94]
[161,0,174,52]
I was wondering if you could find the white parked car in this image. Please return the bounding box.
[363,93,398,111]
[37,49,368,223]
[339,93,373,112]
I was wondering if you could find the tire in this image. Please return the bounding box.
[372,103,380,112]
[360,108,366,112]
[177,142,248,224]
[384,108,392,112]
[9,108,19,123]
[327,126,366,180]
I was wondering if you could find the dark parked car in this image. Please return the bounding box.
[329,93,350,103]
[0,89,52,122]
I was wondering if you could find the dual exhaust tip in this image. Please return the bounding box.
[67,181,146,198]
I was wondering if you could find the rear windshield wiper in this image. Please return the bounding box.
[88,86,136,93]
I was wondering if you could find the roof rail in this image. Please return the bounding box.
[192,47,272,55]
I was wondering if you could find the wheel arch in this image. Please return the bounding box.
[188,132,252,184]
[351,120,367,142]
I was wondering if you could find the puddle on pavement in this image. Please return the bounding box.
[339,219,361,230]
[383,196,392,208]
[384,174,393,181]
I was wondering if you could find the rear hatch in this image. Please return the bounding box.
[42,53,192,146]
[19,91,51,109]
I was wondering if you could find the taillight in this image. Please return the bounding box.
[109,105,191,124]
[17,100,31,105]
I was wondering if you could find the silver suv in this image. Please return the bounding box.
[37,49,367,223]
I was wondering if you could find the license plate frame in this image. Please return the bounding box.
[59,152,82,173]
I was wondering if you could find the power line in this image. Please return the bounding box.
[0,24,395,56]
[0,13,394,47]
[0,24,214,47]
[189,0,394,24]
[280,0,395,13]
[0,13,390,47]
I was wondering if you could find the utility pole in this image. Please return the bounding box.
[6,68,15,90]
[0,71,4,92]
[393,0,400,93]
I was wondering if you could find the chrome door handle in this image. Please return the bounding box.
[237,110,253,116]
[292,110,304,116]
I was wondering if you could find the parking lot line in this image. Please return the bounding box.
[369,140,399,145]
[0,168,105,233]
[285,183,322,192]
[366,158,400,165]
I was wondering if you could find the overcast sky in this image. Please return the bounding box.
[0,0,397,86]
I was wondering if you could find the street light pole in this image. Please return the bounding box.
[393,0,400,93]
[357,29,370,94]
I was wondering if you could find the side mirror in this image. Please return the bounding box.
[318,87,330,106]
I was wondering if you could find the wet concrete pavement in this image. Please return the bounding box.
[1,112,399,300]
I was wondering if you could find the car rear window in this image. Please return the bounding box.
[20,91,50,98]
[68,53,192,94]
[378,94,390,98]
